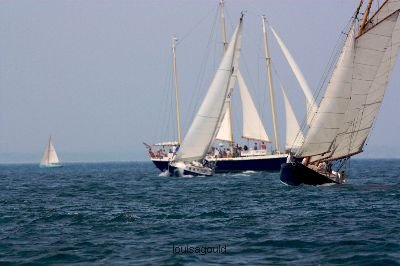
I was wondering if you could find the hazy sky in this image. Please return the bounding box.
[1,0,399,163]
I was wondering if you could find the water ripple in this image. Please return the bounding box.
[0,161,399,264]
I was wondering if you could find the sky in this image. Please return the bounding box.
[0,0,399,163]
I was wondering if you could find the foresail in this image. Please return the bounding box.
[270,26,317,124]
[216,106,233,142]
[238,71,270,142]
[281,85,304,150]
[297,24,356,157]
[175,19,243,162]
[330,8,400,160]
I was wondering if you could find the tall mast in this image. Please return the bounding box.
[262,16,280,153]
[358,0,373,36]
[172,36,182,145]
[219,0,234,144]
[220,0,228,52]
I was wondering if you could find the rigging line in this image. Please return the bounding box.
[166,76,174,142]
[159,62,174,142]
[164,58,175,142]
[298,16,355,138]
[187,6,220,128]
[313,16,357,104]
[271,65,300,151]
[177,5,218,45]
[154,52,173,142]
[241,54,269,141]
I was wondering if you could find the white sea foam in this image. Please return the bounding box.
[242,170,257,174]
[159,170,170,177]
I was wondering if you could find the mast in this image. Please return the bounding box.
[262,16,280,153]
[172,36,182,145]
[219,0,234,144]
[220,0,228,52]
[358,0,373,36]
[174,16,244,162]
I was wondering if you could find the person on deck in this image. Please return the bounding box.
[261,142,267,150]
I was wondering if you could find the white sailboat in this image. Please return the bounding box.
[281,0,400,186]
[168,14,244,176]
[146,2,308,173]
[206,11,304,172]
[40,136,63,168]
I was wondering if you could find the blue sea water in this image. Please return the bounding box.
[0,159,399,265]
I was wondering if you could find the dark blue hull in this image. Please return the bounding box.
[214,157,286,172]
[151,156,287,173]
[152,160,169,172]
[280,162,339,186]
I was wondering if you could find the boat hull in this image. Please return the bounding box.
[280,162,339,186]
[212,156,286,172]
[168,164,213,177]
[39,163,63,168]
[151,155,287,173]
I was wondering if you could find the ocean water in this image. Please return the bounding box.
[0,159,399,265]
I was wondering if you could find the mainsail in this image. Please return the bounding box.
[331,6,400,160]
[297,0,400,161]
[298,24,356,157]
[40,137,60,165]
[175,18,243,162]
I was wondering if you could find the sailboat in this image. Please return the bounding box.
[39,136,63,168]
[146,1,307,173]
[168,14,244,176]
[281,0,400,186]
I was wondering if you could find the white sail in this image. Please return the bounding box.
[298,24,356,157]
[238,71,270,142]
[331,7,400,160]
[175,19,243,162]
[270,26,317,123]
[216,106,233,142]
[40,138,60,165]
[281,85,304,150]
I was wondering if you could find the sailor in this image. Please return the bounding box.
[261,142,267,150]
[254,142,258,150]
[214,148,220,158]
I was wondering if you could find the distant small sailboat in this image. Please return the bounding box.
[40,136,63,168]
